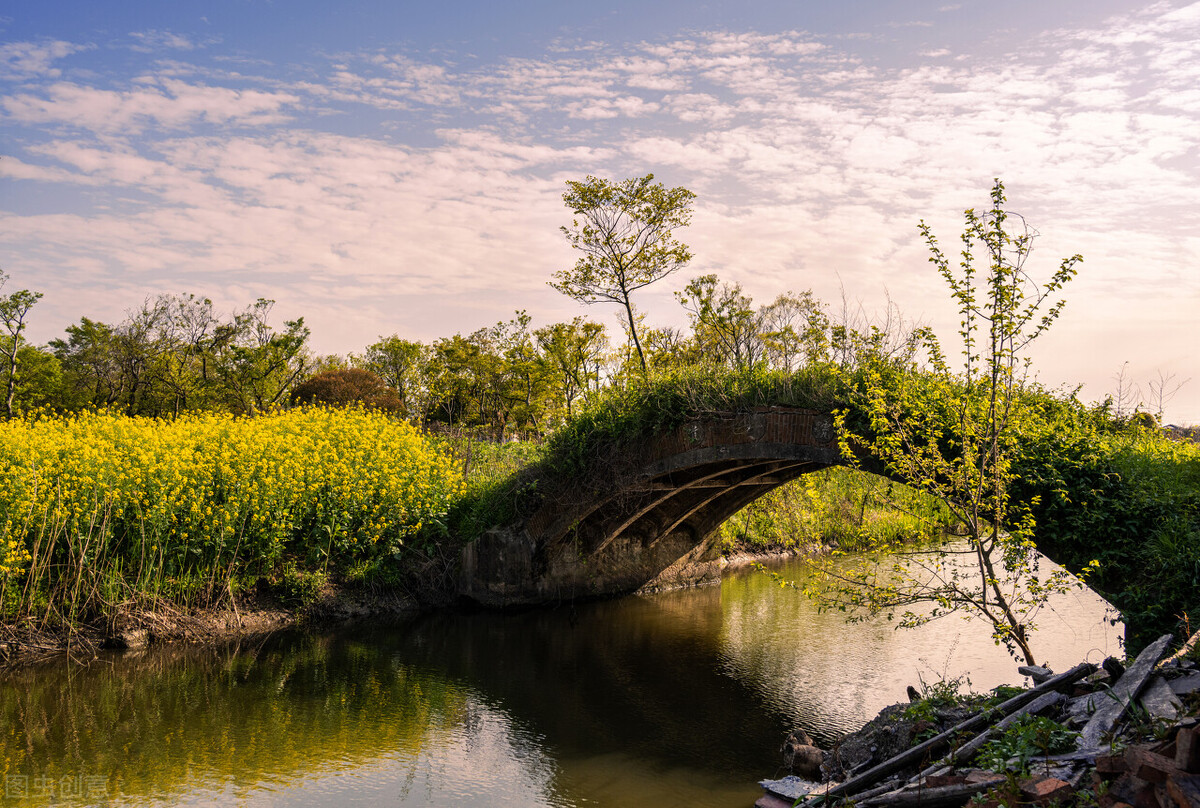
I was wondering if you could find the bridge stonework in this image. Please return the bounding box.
[458,408,843,606]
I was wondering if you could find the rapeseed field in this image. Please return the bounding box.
[0,407,461,624]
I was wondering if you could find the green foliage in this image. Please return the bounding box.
[975,714,1078,774]
[552,173,696,373]
[901,673,979,741]
[912,672,975,710]
[985,684,1027,707]
[676,274,765,370]
[444,431,547,541]
[275,563,327,609]
[360,335,431,421]
[717,467,957,553]
[48,295,311,417]
[1012,416,1200,649]
[809,179,1084,665]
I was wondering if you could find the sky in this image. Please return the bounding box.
[1,1,1197,423]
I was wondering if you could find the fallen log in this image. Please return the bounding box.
[1077,634,1173,752]
[910,690,1067,782]
[1159,625,1200,668]
[795,662,1096,808]
[857,778,1006,808]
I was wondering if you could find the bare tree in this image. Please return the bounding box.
[1148,370,1188,423]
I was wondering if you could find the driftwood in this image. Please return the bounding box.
[1077,633,1172,751]
[795,662,1096,808]
[1160,625,1200,667]
[857,778,1005,808]
[909,690,1067,783]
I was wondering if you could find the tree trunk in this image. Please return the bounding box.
[622,299,647,374]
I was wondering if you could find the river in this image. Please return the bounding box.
[0,553,1120,807]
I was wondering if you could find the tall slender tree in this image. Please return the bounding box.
[802,180,1084,665]
[551,174,695,374]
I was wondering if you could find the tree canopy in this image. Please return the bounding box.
[551,174,696,373]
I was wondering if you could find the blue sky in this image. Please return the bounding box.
[2,1,1198,422]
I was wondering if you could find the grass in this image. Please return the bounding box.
[716,467,958,553]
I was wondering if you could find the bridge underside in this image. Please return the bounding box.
[459,409,845,606]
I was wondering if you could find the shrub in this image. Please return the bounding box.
[289,369,402,411]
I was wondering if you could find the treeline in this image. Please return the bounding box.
[2,270,913,435]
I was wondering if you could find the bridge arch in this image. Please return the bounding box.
[459,407,867,606]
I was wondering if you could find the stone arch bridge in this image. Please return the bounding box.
[459,407,880,606]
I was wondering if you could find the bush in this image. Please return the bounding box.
[289,369,402,411]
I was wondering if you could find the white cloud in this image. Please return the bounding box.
[3,3,1199,422]
[0,40,86,79]
[3,78,299,132]
[128,30,204,52]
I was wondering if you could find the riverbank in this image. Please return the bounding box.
[0,581,430,668]
[0,542,818,669]
[760,630,1200,807]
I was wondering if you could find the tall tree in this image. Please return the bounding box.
[535,317,608,419]
[551,174,695,374]
[803,180,1084,665]
[759,290,831,371]
[0,270,43,418]
[361,336,431,422]
[50,317,123,408]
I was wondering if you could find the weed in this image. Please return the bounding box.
[275,564,325,610]
[976,714,1078,775]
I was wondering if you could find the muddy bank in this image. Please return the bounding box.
[0,585,427,669]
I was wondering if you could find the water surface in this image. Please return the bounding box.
[0,553,1120,807]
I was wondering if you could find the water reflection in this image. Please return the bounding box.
[0,549,1119,807]
[0,634,566,807]
[719,551,1123,742]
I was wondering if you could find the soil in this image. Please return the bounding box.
[0,584,425,669]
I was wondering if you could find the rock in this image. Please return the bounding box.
[1018,775,1074,805]
[1019,665,1055,684]
[1103,655,1127,681]
[102,629,150,650]
[1125,746,1179,783]
[1140,675,1183,721]
[783,731,824,780]
[759,775,818,801]
[787,728,815,747]
[826,704,918,780]
[1066,691,1105,727]
[1167,773,1200,807]
[1168,671,1200,697]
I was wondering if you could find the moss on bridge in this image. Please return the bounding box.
[449,364,1200,648]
